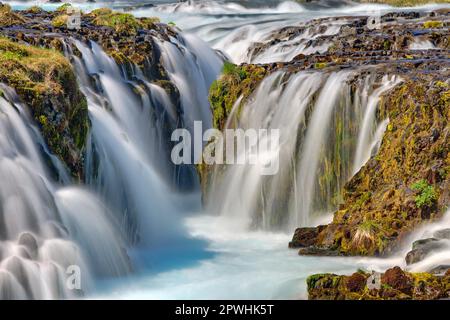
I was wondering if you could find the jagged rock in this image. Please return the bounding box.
[406,238,446,265]
[382,266,413,294]
[289,226,326,248]
[0,7,181,177]
[298,246,339,256]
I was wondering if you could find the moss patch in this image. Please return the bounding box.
[0,37,89,177]
[91,9,160,36]
[306,77,449,256]
[209,63,268,130]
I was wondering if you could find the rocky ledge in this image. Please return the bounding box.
[308,266,450,300]
[0,4,179,177]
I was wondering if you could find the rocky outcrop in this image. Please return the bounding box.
[0,23,88,178]
[307,266,450,300]
[302,76,449,256]
[359,0,450,6]
[0,5,180,177]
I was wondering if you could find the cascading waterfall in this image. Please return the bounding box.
[0,87,129,299]
[0,15,222,297]
[207,69,400,231]
[352,75,401,174]
[65,32,221,249]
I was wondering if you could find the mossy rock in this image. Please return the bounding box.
[307,267,450,300]
[91,9,160,36]
[310,77,450,256]
[209,62,268,130]
[0,37,89,177]
[0,3,27,27]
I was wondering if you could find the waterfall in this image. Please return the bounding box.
[207,69,401,231]
[64,31,222,248]
[0,88,129,299]
[352,75,401,174]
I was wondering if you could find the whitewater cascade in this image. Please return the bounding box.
[207,69,400,231]
[65,33,221,246]
[0,21,222,297]
[0,87,129,299]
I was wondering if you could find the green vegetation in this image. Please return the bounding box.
[209,63,267,129]
[307,267,450,300]
[314,62,327,69]
[0,37,89,176]
[52,14,68,28]
[423,20,444,29]
[55,3,73,13]
[90,9,160,35]
[0,3,27,27]
[411,179,438,208]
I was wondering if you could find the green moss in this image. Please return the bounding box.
[55,3,73,13]
[89,7,113,17]
[209,63,267,130]
[307,268,450,300]
[423,21,444,29]
[314,62,327,69]
[26,6,43,14]
[0,37,89,176]
[91,9,160,35]
[0,3,27,26]
[52,14,68,28]
[411,179,438,208]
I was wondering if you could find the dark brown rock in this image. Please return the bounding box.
[382,266,413,294]
[289,225,325,248]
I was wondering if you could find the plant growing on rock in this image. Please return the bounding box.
[411,179,438,208]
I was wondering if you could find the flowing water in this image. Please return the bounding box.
[1,0,449,299]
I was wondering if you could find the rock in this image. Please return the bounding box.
[428,265,450,275]
[406,238,445,265]
[382,266,413,294]
[289,225,326,248]
[18,233,38,260]
[298,246,339,256]
[433,228,450,240]
[0,7,178,178]
[412,238,440,250]
[307,266,450,300]
[345,272,367,292]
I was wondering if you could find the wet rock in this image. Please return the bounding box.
[345,272,367,292]
[18,232,38,260]
[406,238,445,265]
[307,266,450,300]
[433,228,450,240]
[382,266,413,294]
[289,225,326,248]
